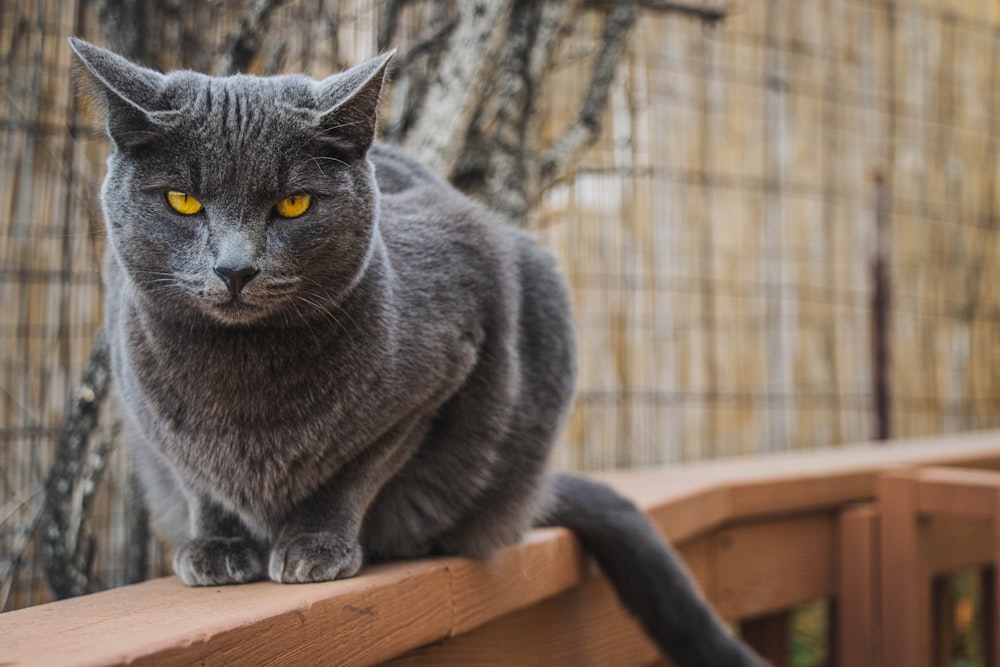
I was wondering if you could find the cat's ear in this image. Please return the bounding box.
[68,38,169,150]
[312,51,395,160]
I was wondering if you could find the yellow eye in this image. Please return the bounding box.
[275,194,311,219]
[165,191,203,215]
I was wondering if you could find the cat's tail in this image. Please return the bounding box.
[539,473,766,667]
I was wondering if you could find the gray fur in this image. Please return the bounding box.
[69,38,763,666]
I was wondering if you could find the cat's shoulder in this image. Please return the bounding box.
[370,143,449,194]
[371,144,555,277]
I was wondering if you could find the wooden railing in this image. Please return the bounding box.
[4,430,1000,666]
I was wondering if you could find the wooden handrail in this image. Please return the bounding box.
[4,430,1000,666]
[874,465,1000,666]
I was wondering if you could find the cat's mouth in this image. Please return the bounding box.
[204,293,276,325]
[176,275,300,326]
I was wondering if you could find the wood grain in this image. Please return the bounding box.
[836,503,880,667]
[4,434,1000,665]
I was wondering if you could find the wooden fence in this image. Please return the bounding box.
[4,430,1000,666]
[5,0,1000,614]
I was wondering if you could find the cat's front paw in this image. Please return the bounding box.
[268,531,363,583]
[173,536,265,586]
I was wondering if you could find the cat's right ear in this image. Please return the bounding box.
[311,51,395,161]
[68,38,167,150]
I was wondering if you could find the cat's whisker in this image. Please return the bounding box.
[296,120,367,151]
[295,293,344,329]
[299,294,363,350]
[301,152,348,175]
[304,153,349,169]
[299,277,364,333]
[319,119,366,132]
[287,299,321,348]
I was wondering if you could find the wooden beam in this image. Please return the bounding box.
[3,433,1000,666]
[984,567,997,667]
[0,561,456,667]
[837,503,880,667]
[878,471,931,667]
[922,517,993,575]
[877,465,1000,667]
[385,575,661,666]
[741,612,790,667]
[994,499,1000,664]
[915,467,1000,518]
[709,514,836,620]
[933,575,956,667]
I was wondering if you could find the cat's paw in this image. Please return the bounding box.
[268,531,363,583]
[173,536,265,586]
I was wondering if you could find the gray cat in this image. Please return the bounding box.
[69,38,764,666]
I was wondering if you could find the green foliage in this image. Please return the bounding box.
[790,601,827,667]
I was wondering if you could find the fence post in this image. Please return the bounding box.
[993,491,1000,664]
[877,470,929,667]
[837,503,880,667]
[984,567,996,667]
[741,612,789,667]
[879,467,1000,666]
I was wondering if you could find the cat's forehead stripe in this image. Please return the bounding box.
[209,80,263,145]
[152,73,331,197]
[176,77,298,186]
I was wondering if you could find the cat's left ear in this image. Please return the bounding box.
[313,51,395,159]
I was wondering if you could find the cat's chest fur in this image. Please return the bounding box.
[108,203,496,527]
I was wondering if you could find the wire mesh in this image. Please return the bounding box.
[3,0,1000,611]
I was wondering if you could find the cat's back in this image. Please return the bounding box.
[371,142,552,278]
[372,144,530,310]
[370,143,572,401]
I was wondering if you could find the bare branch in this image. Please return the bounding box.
[539,0,640,188]
[378,0,423,51]
[450,1,540,217]
[382,0,456,144]
[261,37,288,76]
[95,0,152,61]
[397,15,460,70]
[216,0,290,76]
[477,0,583,219]
[527,1,583,84]
[41,332,113,600]
[586,0,726,22]
[400,0,517,174]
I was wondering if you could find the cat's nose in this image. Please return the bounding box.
[214,264,259,297]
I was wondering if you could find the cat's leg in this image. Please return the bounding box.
[434,438,549,559]
[172,495,267,586]
[131,428,265,586]
[267,485,367,583]
[268,413,431,583]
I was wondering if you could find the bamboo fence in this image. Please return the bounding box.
[3,0,1000,611]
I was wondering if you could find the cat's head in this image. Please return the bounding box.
[69,38,393,326]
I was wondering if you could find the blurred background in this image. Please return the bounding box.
[2,2,999,653]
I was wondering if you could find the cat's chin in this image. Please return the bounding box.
[201,299,275,327]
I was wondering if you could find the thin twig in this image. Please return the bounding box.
[1,487,47,611]
[539,0,640,187]
[0,484,46,526]
[586,0,726,23]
